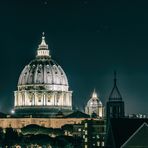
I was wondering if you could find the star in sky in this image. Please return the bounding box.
[43,0,48,5]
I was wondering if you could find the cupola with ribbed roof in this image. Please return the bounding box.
[85,89,104,118]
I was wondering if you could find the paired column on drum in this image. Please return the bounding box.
[14,90,72,107]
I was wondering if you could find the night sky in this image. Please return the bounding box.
[0,0,148,115]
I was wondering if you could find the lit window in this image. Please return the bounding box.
[83,135,85,139]
[85,138,87,142]
[85,123,87,128]
[78,128,81,132]
[97,141,100,146]
[85,131,87,135]
[96,135,99,139]
[102,141,104,146]
[85,145,87,148]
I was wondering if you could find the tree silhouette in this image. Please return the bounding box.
[3,127,19,146]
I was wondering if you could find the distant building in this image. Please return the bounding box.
[128,114,147,119]
[85,89,104,118]
[106,72,125,120]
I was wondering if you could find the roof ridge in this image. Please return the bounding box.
[121,122,148,148]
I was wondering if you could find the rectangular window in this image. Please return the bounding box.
[102,141,104,146]
[96,135,99,139]
[85,123,87,128]
[97,141,100,146]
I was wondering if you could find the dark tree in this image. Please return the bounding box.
[0,127,4,146]
[3,127,19,146]
[61,124,74,135]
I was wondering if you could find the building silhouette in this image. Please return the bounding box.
[106,71,125,120]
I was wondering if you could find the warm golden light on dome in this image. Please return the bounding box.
[37,32,50,57]
[92,89,98,98]
[85,89,104,118]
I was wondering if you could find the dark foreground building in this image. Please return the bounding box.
[62,119,106,148]
[106,72,125,121]
[106,118,148,148]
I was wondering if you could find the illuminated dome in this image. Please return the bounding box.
[18,59,68,91]
[14,33,72,116]
[85,89,104,118]
[87,91,102,107]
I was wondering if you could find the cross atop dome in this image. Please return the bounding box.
[37,32,51,58]
[38,32,48,50]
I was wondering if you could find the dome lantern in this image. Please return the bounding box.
[37,32,51,58]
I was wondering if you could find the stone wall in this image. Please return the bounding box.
[0,117,87,129]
